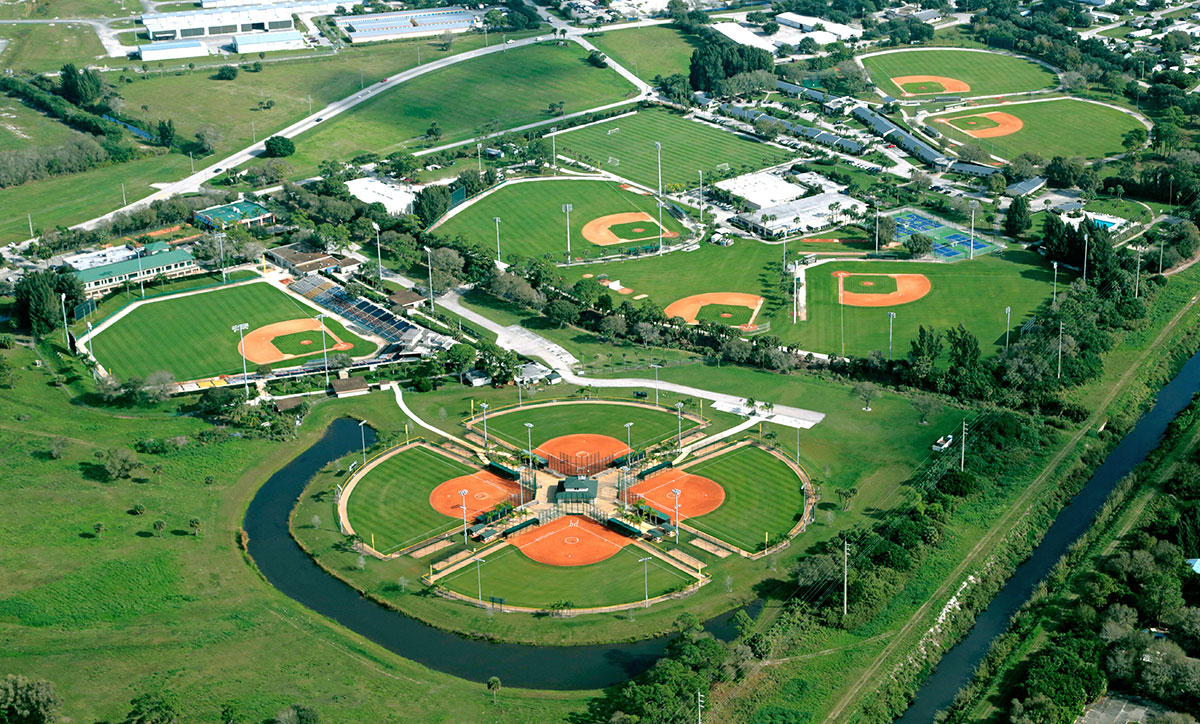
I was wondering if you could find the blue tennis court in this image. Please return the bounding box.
[890,210,999,262]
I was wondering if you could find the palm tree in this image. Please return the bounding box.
[838,487,858,511]
[153,519,165,537]
[151,463,163,484]
[93,522,105,539]
[487,676,502,704]
[204,475,215,495]
[189,517,202,536]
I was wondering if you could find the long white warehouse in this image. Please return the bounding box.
[142,1,343,40]
[138,39,210,61]
[332,7,483,42]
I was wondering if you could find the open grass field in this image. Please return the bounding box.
[480,401,698,450]
[0,23,105,71]
[438,543,691,608]
[684,445,805,551]
[566,242,1057,357]
[0,0,139,18]
[588,25,701,82]
[930,98,1144,160]
[0,96,80,150]
[89,281,376,380]
[267,43,637,179]
[346,446,473,553]
[860,49,1057,97]
[554,109,794,189]
[434,178,686,260]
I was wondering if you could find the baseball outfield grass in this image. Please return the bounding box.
[588,25,702,82]
[553,108,794,189]
[860,49,1057,97]
[566,242,1058,357]
[479,401,699,451]
[931,98,1144,160]
[269,43,638,179]
[89,282,375,381]
[346,446,472,553]
[439,543,692,608]
[685,445,806,552]
[434,178,686,260]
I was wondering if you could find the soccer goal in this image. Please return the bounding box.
[606,127,620,135]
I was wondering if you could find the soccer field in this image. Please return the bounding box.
[439,543,690,608]
[553,109,794,188]
[434,179,686,261]
[930,98,1144,160]
[565,243,1058,357]
[89,282,376,381]
[589,25,701,82]
[685,446,806,552]
[480,402,698,450]
[861,49,1056,97]
[346,446,474,553]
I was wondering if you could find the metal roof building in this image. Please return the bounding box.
[232,29,305,52]
[141,1,343,40]
[333,7,482,42]
[138,39,209,61]
[733,192,866,238]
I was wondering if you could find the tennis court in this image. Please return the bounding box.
[891,210,999,261]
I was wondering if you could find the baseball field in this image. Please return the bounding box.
[681,445,806,551]
[566,242,1058,357]
[930,98,1144,160]
[860,49,1057,97]
[433,179,686,261]
[478,401,699,451]
[88,282,376,381]
[553,109,793,188]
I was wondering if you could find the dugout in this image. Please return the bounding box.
[503,517,538,537]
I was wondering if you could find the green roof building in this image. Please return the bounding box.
[75,248,198,299]
[194,200,274,230]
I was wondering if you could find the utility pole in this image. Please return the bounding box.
[1005,306,1011,351]
[697,690,705,724]
[459,489,469,544]
[887,311,896,360]
[493,217,502,262]
[424,245,435,310]
[655,141,663,255]
[874,199,879,253]
[480,402,489,449]
[698,169,704,224]
[121,182,127,206]
[232,323,250,399]
[1082,231,1089,285]
[562,203,573,260]
[1057,320,1064,379]
[59,293,69,347]
[843,538,848,617]
[1135,247,1142,298]
[960,419,966,472]
[476,142,482,174]
[317,313,331,387]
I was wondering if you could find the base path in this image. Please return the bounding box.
[513,515,629,566]
[664,293,764,325]
[239,318,352,365]
[582,212,679,246]
[892,75,970,96]
[627,468,725,520]
[429,471,521,518]
[835,272,931,307]
[534,433,631,462]
[937,111,1023,138]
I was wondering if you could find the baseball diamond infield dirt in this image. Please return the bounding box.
[581,212,680,246]
[533,433,632,463]
[891,74,971,96]
[936,111,1024,138]
[237,318,353,365]
[428,470,523,519]
[512,515,630,566]
[626,468,725,520]
[663,293,764,327]
[834,271,932,307]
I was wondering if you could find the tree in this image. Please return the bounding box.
[544,299,580,327]
[957,143,990,163]
[156,119,176,147]
[264,135,295,158]
[599,315,627,340]
[443,343,476,383]
[194,126,222,154]
[102,447,141,480]
[123,692,179,724]
[903,232,934,258]
[0,674,61,724]
[153,519,165,537]
[1122,127,1148,152]
[413,185,451,226]
[48,437,69,460]
[189,517,202,536]
[439,30,454,50]
[216,65,239,80]
[910,170,932,191]
[1005,195,1031,237]
[907,325,942,384]
[587,50,607,67]
[837,487,858,511]
[852,382,878,411]
[487,676,502,704]
[59,63,102,106]
[93,522,105,539]
[911,395,941,424]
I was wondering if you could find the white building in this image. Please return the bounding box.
[232,29,305,52]
[711,21,776,52]
[332,7,483,43]
[345,177,416,215]
[776,12,862,39]
[734,192,866,238]
[142,1,344,41]
[63,244,139,271]
[715,172,807,210]
[138,39,210,61]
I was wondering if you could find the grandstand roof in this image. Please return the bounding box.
[195,200,273,228]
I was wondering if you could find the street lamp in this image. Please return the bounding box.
[476,557,486,601]
[887,312,896,360]
[968,200,980,260]
[358,419,367,468]
[480,402,489,449]
[524,422,534,470]
[476,143,483,174]
[59,293,69,347]
[671,488,682,539]
[698,170,704,225]
[624,421,634,453]
[675,401,684,449]
[1004,306,1011,351]
[493,216,502,262]
[1052,260,1059,301]
[639,556,652,608]
[423,245,435,310]
[650,364,661,406]
[459,488,470,544]
[550,126,557,174]
[315,313,331,387]
[232,323,250,399]
[562,203,573,260]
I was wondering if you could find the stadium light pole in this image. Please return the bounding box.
[562,203,573,261]
[625,421,633,453]
[968,200,979,260]
[59,293,69,347]
[887,311,896,360]
[639,556,652,608]
[675,401,684,449]
[493,217,502,262]
[358,419,367,468]
[843,538,848,617]
[459,489,469,544]
[550,127,557,174]
[476,143,482,174]
[316,313,330,387]
[476,557,486,601]
[525,422,534,469]
[1052,261,1059,302]
[698,170,704,224]
[1005,306,1011,351]
[423,246,435,310]
[479,402,490,450]
[1135,247,1142,298]
[655,141,663,255]
[372,221,382,281]
[135,250,145,299]
[1057,320,1064,380]
[1082,230,1089,285]
[232,323,250,399]
[121,182,126,206]
[189,152,194,173]
[792,273,798,324]
[217,233,227,284]
[671,488,682,540]
[651,364,661,407]
[874,199,879,254]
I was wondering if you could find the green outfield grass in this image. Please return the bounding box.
[89,282,376,380]
[0,97,80,151]
[346,446,474,553]
[554,109,793,188]
[685,446,805,551]
[439,543,691,608]
[566,242,1057,357]
[480,401,698,450]
[931,98,1144,160]
[434,179,686,260]
[268,43,637,179]
[271,330,331,356]
[946,114,1000,131]
[0,23,106,71]
[861,49,1056,97]
[588,25,701,82]
[695,304,753,325]
[843,274,898,294]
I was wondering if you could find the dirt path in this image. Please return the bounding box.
[821,288,1200,724]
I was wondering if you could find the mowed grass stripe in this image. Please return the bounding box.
[90,282,375,380]
[347,447,476,552]
[482,403,696,450]
[685,446,805,551]
[436,179,685,260]
[555,109,793,188]
[931,98,1143,160]
[440,543,690,607]
[861,49,1056,96]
